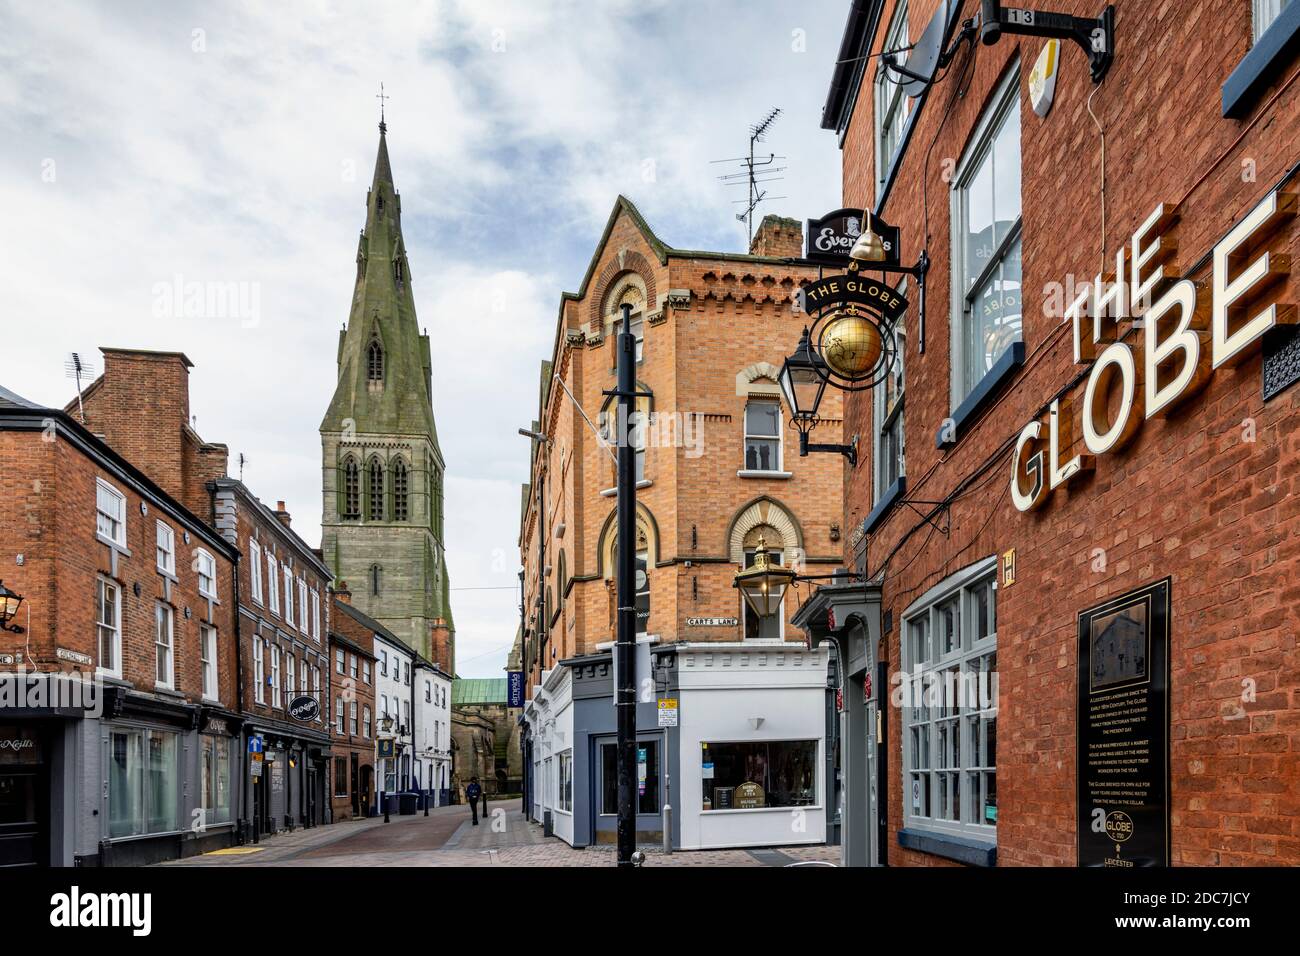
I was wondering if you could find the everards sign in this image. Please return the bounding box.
[1011,186,1295,512]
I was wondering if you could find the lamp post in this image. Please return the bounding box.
[606,301,641,868]
[0,582,25,634]
[380,714,394,822]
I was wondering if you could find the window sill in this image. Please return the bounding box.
[600,479,653,497]
[936,341,1025,451]
[737,469,793,480]
[97,534,130,554]
[702,805,821,815]
[897,827,996,867]
[1222,3,1300,118]
[862,475,906,536]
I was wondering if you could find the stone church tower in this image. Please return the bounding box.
[320,119,454,670]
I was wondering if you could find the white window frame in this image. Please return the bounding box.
[154,603,174,689]
[363,660,372,685]
[271,645,282,708]
[335,697,345,734]
[558,750,573,813]
[742,400,783,474]
[266,552,280,614]
[248,538,263,604]
[335,648,345,674]
[282,564,294,628]
[254,638,265,704]
[285,654,296,703]
[350,701,359,736]
[363,705,372,739]
[310,590,321,642]
[96,576,122,678]
[312,667,321,722]
[1254,0,1292,41]
[155,521,176,575]
[200,624,218,701]
[96,478,126,546]
[195,548,217,599]
[949,66,1023,407]
[874,0,912,198]
[298,577,309,634]
[349,654,358,680]
[900,556,998,844]
[874,278,908,501]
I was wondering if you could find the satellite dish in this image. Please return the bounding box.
[889,0,955,98]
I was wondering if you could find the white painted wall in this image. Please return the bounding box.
[414,666,452,801]
[374,634,412,793]
[525,665,575,845]
[675,642,829,850]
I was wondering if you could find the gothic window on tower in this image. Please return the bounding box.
[367,339,384,385]
[368,457,385,521]
[394,257,404,284]
[369,564,382,596]
[342,456,360,519]
[392,458,409,521]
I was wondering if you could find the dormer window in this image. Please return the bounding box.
[367,340,384,384]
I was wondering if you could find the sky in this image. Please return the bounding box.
[0,0,846,677]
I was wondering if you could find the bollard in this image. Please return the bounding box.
[663,803,673,855]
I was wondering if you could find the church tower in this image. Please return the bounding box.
[320,117,454,670]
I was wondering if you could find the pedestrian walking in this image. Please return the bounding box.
[467,776,482,826]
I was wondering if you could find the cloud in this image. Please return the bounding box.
[0,0,846,677]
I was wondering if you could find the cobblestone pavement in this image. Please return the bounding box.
[159,803,841,867]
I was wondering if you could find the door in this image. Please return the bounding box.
[0,770,44,868]
[595,736,663,845]
[350,754,360,817]
[865,694,879,867]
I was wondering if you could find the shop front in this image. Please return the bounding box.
[0,721,52,868]
[657,641,831,851]
[243,720,332,838]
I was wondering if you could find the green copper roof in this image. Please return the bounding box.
[453,678,508,707]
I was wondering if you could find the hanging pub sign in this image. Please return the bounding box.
[288,695,320,723]
[1011,186,1296,512]
[1077,579,1171,867]
[805,209,902,267]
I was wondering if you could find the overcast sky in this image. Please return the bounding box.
[0,0,845,676]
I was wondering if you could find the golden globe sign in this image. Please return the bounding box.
[1011,186,1295,512]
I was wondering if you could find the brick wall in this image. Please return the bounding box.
[838,0,1300,866]
[0,424,237,710]
[519,201,847,691]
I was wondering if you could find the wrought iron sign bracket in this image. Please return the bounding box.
[903,498,951,537]
[979,1,1115,84]
[800,431,858,468]
[857,249,930,353]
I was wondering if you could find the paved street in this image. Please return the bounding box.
[161,804,840,867]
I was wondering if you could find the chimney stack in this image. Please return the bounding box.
[749,214,804,259]
[334,581,352,605]
[274,501,292,529]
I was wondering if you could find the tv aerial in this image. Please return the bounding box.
[712,107,787,246]
[64,352,96,422]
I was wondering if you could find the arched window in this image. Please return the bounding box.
[368,457,385,521]
[392,458,409,522]
[367,340,384,384]
[394,258,404,283]
[369,564,382,596]
[342,456,360,519]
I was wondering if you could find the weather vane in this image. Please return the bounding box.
[376,82,390,133]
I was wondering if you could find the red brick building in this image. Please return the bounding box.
[328,585,378,821]
[796,0,1300,867]
[0,384,240,866]
[519,198,846,849]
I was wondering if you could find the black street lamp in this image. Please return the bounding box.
[779,329,858,466]
[0,581,24,633]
